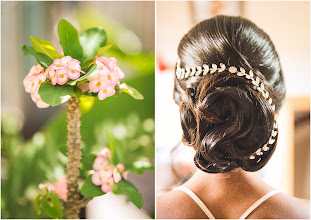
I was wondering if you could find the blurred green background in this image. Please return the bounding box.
[1,1,155,219]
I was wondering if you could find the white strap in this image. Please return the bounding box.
[239,190,281,219]
[173,186,216,219]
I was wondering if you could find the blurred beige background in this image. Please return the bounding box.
[156,1,310,200]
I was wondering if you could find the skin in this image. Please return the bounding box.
[157,168,310,219]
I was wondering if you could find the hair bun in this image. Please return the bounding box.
[174,16,285,173]
[180,71,275,173]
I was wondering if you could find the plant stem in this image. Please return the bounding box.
[79,197,93,208]
[64,96,82,219]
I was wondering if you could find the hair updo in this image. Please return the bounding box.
[173,15,286,173]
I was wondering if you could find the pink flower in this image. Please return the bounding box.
[93,156,109,171]
[23,64,47,93]
[32,65,44,75]
[53,175,68,201]
[25,77,39,93]
[98,85,116,100]
[116,66,125,79]
[46,67,57,86]
[60,56,77,66]
[38,182,54,192]
[96,61,110,76]
[88,76,108,93]
[30,88,40,101]
[52,58,63,69]
[48,56,84,85]
[113,168,122,183]
[99,165,113,179]
[91,148,129,191]
[67,62,82,80]
[92,166,114,186]
[27,65,37,76]
[36,99,50,108]
[23,75,31,89]
[56,68,69,85]
[87,57,124,100]
[31,92,49,108]
[96,57,117,76]
[101,177,114,193]
[116,163,125,172]
[113,163,126,183]
[38,72,47,84]
[122,171,129,180]
[92,171,104,186]
[98,148,112,159]
[106,72,119,86]
[38,175,68,201]
[23,64,50,108]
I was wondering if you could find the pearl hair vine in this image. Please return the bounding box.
[176,58,278,162]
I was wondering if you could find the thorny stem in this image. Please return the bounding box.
[64,97,82,219]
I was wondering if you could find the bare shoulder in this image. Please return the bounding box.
[256,192,310,219]
[156,190,206,219]
[279,193,310,219]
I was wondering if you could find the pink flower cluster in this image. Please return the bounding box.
[92,147,128,193]
[23,64,50,108]
[88,57,124,100]
[24,56,125,108]
[46,56,85,85]
[38,175,68,201]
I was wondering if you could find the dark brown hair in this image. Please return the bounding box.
[173,15,286,173]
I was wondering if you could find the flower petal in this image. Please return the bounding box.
[56,72,69,85]
[36,99,50,108]
[60,56,74,66]
[101,177,114,193]
[93,156,109,171]
[116,66,125,79]
[113,168,122,183]
[116,163,125,172]
[92,171,104,186]
[67,69,80,80]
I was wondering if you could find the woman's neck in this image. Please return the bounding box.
[184,168,274,198]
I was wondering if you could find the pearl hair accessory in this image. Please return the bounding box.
[176,58,278,161]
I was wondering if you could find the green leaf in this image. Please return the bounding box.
[22,45,53,68]
[74,86,82,100]
[58,145,67,157]
[41,193,62,219]
[66,80,77,86]
[38,83,74,106]
[96,44,114,57]
[80,96,95,114]
[112,182,122,195]
[58,19,83,60]
[106,130,123,165]
[118,180,144,209]
[82,58,95,69]
[76,64,98,82]
[81,175,104,197]
[34,195,42,215]
[81,153,97,171]
[79,27,107,60]
[30,36,63,59]
[118,83,144,100]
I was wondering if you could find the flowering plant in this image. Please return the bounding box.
[23,19,142,108]
[22,19,147,219]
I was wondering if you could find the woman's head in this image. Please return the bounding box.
[173,15,286,173]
